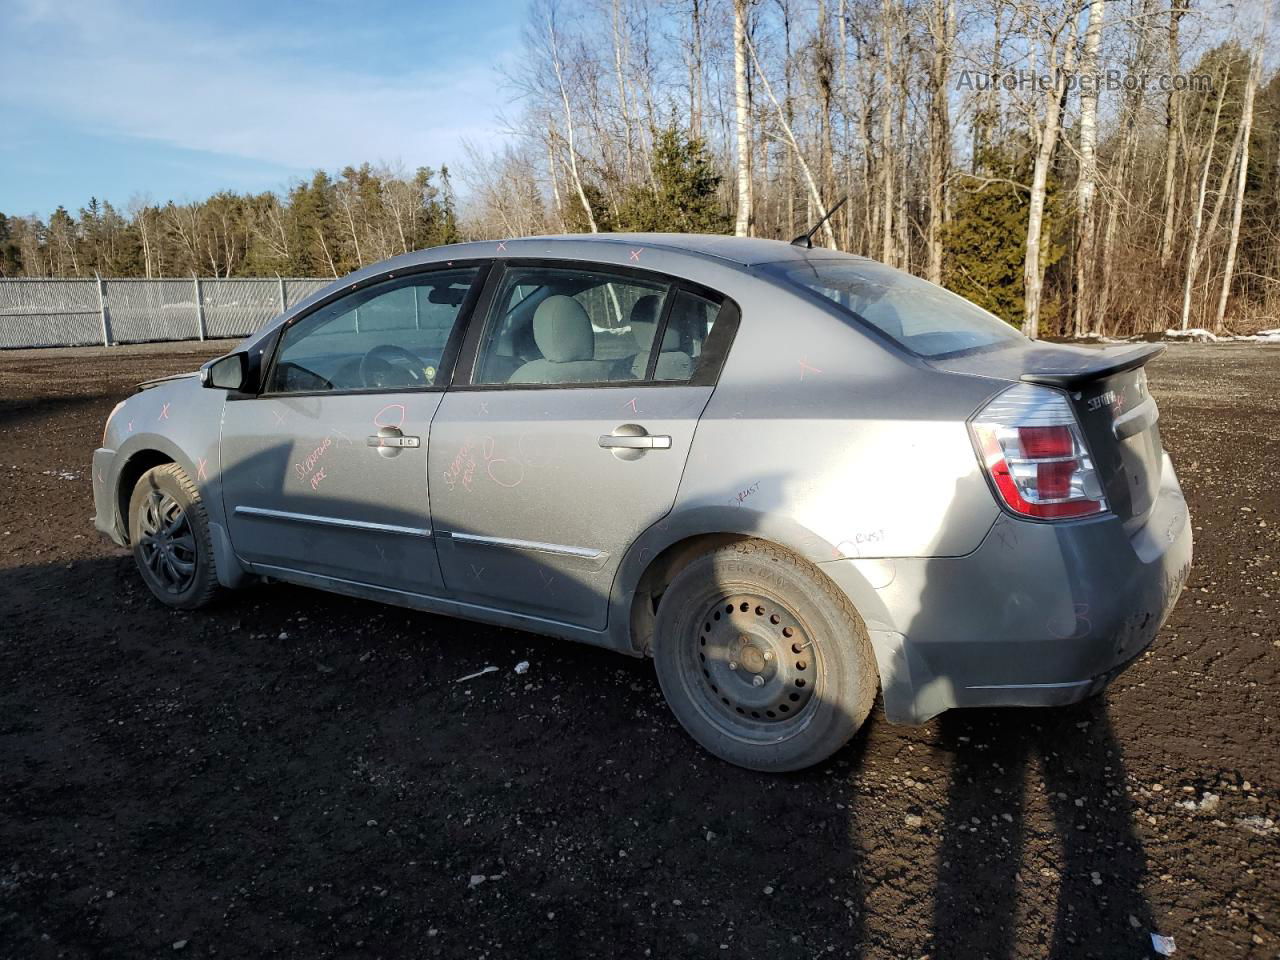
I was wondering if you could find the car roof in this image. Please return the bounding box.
[430,233,870,269]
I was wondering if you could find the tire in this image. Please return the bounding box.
[127,463,220,610]
[652,539,878,772]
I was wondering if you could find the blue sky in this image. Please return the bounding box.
[0,0,527,219]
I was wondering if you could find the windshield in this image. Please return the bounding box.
[767,259,1024,358]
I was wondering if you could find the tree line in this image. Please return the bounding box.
[3,0,1277,338]
[0,164,459,280]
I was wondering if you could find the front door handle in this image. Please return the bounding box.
[368,426,420,458]
[598,434,672,450]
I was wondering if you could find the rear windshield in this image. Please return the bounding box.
[766,259,1024,358]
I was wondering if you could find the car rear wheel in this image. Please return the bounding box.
[128,463,220,610]
[652,539,878,772]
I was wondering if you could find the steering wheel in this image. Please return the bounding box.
[359,344,427,389]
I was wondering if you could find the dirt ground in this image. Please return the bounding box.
[1,340,1276,959]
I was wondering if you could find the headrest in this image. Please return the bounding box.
[630,294,661,326]
[532,295,595,363]
[630,296,680,352]
[632,321,681,352]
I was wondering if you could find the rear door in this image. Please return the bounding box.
[220,264,487,593]
[427,261,738,629]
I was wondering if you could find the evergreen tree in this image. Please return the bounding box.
[943,147,1065,327]
[0,213,21,276]
[616,126,728,233]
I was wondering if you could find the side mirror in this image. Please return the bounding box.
[200,352,251,391]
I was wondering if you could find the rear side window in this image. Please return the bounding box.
[766,259,1023,358]
[470,265,731,387]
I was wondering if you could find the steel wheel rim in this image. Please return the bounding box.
[137,490,196,594]
[681,591,822,743]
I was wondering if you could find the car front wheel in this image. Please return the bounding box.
[652,539,878,772]
[128,463,220,610]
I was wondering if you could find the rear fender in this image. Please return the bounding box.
[605,506,898,651]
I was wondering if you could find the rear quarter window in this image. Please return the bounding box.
[767,259,1024,358]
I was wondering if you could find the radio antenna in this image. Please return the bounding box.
[790,196,849,249]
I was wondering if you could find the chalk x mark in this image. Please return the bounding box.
[798,360,822,381]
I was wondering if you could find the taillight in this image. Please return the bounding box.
[970,384,1107,520]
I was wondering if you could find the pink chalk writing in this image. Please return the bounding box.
[374,403,406,430]
[294,436,333,486]
[443,439,478,492]
[480,436,524,488]
[196,457,208,482]
[444,436,527,491]
[496,240,508,252]
[798,360,822,381]
[1047,602,1091,640]
[309,467,327,491]
[127,420,134,433]
[625,397,639,413]
[158,402,170,420]
[629,249,643,261]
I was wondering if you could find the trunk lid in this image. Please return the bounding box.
[932,342,1166,527]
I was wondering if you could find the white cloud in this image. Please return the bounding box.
[0,0,518,177]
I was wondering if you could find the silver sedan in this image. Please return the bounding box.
[92,234,1192,771]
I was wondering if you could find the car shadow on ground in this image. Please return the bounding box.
[931,703,1157,957]
[1,535,1162,958]
[1,437,1161,958]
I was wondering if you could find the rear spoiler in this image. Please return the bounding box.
[1019,344,1165,389]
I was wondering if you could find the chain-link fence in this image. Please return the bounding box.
[0,277,334,349]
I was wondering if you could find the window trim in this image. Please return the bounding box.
[249,260,493,401]
[451,258,739,392]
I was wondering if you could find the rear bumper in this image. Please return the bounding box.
[825,452,1193,723]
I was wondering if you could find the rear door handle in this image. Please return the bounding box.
[599,434,671,449]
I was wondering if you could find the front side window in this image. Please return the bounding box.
[766,259,1024,358]
[267,267,480,393]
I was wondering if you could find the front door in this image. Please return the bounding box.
[428,262,733,629]
[221,264,485,593]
